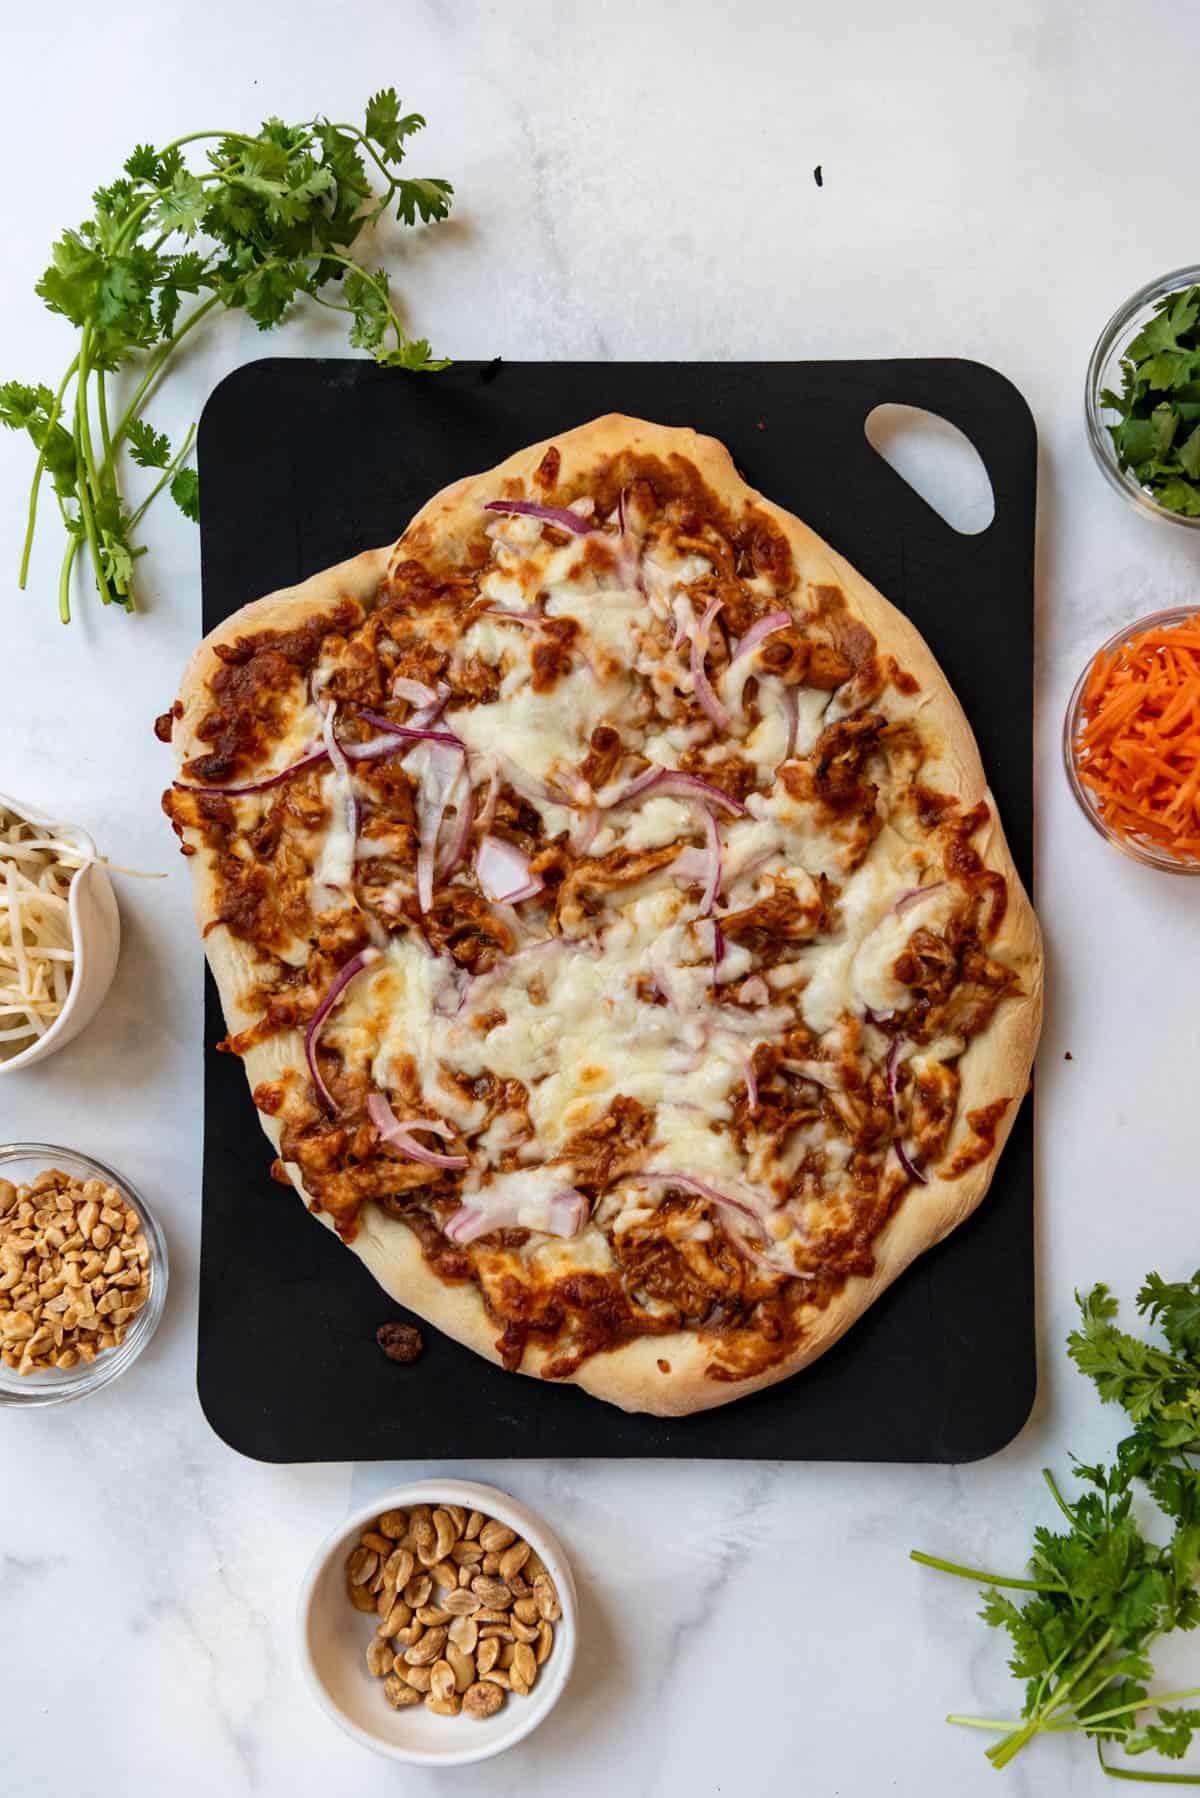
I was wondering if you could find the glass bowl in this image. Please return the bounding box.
[1085,263,1200,530]
[1064,606,1200,875]
[0,1144,168,1406]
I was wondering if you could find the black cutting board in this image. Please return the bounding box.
[196,358,1036,1463]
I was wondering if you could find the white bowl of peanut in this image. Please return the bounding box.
[297,1480,577,1766]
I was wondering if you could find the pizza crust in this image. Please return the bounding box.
[172,417,1042,1418]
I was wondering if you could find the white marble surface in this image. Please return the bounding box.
[3,2,1199,1791]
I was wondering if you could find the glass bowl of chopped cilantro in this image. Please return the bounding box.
[1086,265,1200,526]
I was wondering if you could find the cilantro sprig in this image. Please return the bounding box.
[1101,287,1200,517]
[0,94,453,622]
[913,1271,1200,1781]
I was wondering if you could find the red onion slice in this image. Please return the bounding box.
[357,709,463,751]
[711,919,727,983]
[569,809,600,856]
[623,1170,781,1273]
[698,808,721,915]
[483,609,544,629]
[476,757,500,835]
[304,947,381,1113]
[732,611,792,662]
[174,744,329,796]
[436,761,475,878]
[893,880,948,915]
[689,595,732,730]
[414,741,465,913]
[322,704,359,852]
[367,1092,469,1170]
[894,1139,927,1185]
[444,1180,590,1245]
[603,766,748,817]
[476,834,545,905]
[494,753,560,809]
[484,498,596,536]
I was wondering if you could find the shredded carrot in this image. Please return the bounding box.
[1073,612,1200,862]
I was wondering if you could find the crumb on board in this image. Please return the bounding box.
[377,1321,425,1363]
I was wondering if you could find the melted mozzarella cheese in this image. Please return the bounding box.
[294,498,982,1257]
[451,662,624,789]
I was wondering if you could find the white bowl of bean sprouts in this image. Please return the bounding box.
[0,793,120,1073]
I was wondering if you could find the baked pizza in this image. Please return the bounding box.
[160,415,1042,1416]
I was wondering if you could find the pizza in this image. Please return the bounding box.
[160,415,1042,1417]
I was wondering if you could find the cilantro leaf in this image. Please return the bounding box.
[364,89,426,162]
[152,170,208,238]
[123,143,161,183]
[125,419,173,469]
[393,175,454,226]
[170,466,200,521]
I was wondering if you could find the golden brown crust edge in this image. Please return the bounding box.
[171,417,1042,1418]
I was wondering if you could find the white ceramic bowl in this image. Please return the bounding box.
[297,1480,577,1767]
[0,791,120,1074]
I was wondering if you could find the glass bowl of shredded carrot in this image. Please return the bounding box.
[1065,608,1200,872]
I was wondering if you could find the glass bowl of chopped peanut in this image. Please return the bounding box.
[0,1145,168,1405]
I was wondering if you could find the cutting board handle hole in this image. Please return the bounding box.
[864,404,995,536]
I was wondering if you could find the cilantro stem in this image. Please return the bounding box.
[107,293,221,462]
[1042,1466,1094,1540]
[72,333,117,608]
[1098,1742,1200,1784]
[57,530,80,626]
[128,422,196,529]
[1046,1688,1200,1732]
[331,122,397,196]
[17,355,78,591]
[96,369,113,468]
[908,1550,1067,1592]
[946,1714,1023,1732]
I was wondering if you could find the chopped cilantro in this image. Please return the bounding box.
[1103,285,1200,518]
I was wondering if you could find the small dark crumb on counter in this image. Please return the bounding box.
[377,1321,424,1363]
[813,165,823,187]
[1064,1051,1073,1061]
[480,356,503,385]
[756,418,767,431]
[657,1358,671,1374]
